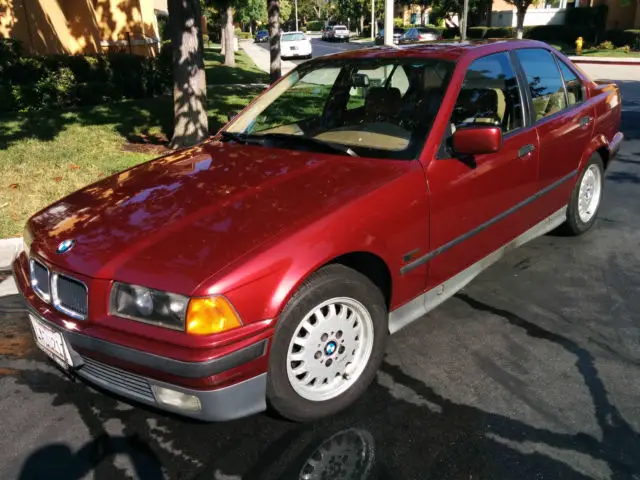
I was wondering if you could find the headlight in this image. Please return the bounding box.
[110,282,189,330]
[110,282,243,335]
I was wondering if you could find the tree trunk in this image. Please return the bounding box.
[268,0,281,83]
[220,14,226,55]
[359,15,364,35]
[420,6,426,26]
[516,7,526,39]
[167,0,208,149]
[224,5,235,66]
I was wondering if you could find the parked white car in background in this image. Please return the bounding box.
[281,31,313,59]
[328,25,350,42]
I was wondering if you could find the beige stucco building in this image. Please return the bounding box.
[0,0,161,56]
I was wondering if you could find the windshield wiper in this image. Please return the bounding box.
[256,133,359,157]
[219,131,264,145]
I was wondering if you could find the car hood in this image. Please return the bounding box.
[28,141,409,294]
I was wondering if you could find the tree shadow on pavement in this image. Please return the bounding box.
[18,435,163,480]
[11,290,640,479]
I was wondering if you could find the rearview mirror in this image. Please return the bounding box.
[352,73,370,88]
[452,125,502,156]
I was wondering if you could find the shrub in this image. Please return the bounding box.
[602,29,640,48]
[566,5,608,31]
[619,45,631,54]
[525,25,596,43]
[468,27,490,39]
[487,27,514,38]
[306,20,324,32]
[394,17,404,28]
[34,66,77,109]
[0,47,170,112]
[597,40,615,50]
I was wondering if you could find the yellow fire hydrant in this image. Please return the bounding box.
[575,36,583,55]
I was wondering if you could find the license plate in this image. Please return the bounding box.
[29,314,73,369]
[290,46,297,50]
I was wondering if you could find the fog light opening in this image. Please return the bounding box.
[151,385,202,413]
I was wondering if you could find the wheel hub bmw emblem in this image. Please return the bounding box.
[325,341,337,356]
[56,239,75,254]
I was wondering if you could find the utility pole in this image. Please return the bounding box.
[371,0,375,40]
[461,0,469,41]
[383,0,392,45]
[295,0,299,31]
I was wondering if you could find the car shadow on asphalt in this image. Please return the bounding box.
[9,293,639,479]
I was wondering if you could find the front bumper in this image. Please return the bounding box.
[24,304,268,421]
[14,255,270,422]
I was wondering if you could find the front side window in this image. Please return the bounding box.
[516,48,567,121]
[556,58,585,106]
[450,52,524,134]
[224,58,454,159]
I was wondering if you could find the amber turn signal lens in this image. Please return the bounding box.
[186,296,242,335]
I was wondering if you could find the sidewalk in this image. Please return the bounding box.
[569,55,640,66]
[240,40,297,76]
[0,238,20,297]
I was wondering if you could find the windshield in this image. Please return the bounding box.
[282,33,305,41]
[224,58,453,160]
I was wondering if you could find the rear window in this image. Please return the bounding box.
[283,33,305,42]
[334,26,348,30]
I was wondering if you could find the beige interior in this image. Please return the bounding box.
[314,123,411,151]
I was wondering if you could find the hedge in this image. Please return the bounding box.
[306,20,324,32]
[602,29,640,47]
[565,5,608,31]
[0,39,171,113]
[466,25,599,43]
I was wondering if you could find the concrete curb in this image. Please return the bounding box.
[0,237,22,271]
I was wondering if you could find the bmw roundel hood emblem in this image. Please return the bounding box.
[56,239,75,254]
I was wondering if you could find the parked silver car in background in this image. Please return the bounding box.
[328,25,350,42]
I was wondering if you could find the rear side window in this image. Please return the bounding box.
[450,52,524,134]
[516,48,567,121]
[557,59,585,106]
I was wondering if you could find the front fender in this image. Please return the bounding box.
[201,168,430,325]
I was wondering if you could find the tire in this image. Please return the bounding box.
[562,153,605,236]
[267,264,389,422]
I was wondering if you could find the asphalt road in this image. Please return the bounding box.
[1,69,640,480]
[255,37,366,66]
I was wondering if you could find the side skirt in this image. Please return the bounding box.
[388,206,568,334]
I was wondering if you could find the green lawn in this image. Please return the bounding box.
[550,43,640,58]
[0,46,265,239]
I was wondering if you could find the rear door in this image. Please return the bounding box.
[513,48,595,221]
[425,51,540,288]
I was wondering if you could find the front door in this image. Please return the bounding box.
[425,51,539,289]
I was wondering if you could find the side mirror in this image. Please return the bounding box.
[227,111,238,122]
[452,125,502,156]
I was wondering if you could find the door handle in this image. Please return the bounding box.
[579,115,592,127]
[518,144,535,157]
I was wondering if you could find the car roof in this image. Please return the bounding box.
[283,31,305,35]
[320,39,551,63]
